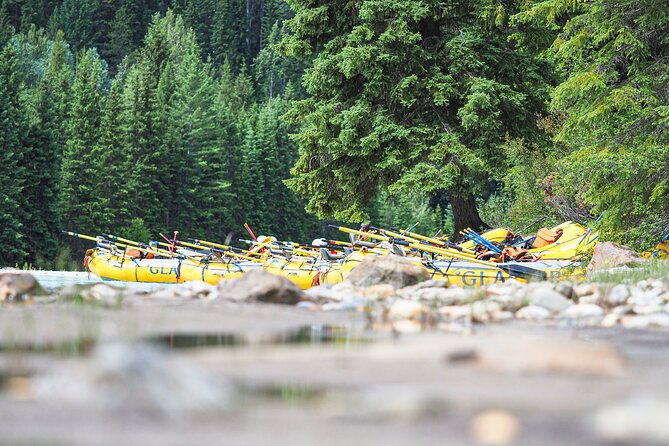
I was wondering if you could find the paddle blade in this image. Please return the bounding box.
[499,263,548,281]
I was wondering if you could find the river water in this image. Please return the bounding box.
[4,269,170,293]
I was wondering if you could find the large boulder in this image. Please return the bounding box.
[345,255,430,288]
[587,242,647,274]
[0,272,42,302]
[216,270,303,305]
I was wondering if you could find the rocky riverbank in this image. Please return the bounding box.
[1,249,668,445]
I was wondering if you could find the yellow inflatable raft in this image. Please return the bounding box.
[87,249,184,283]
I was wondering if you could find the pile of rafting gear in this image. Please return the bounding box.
[63,219,602,289]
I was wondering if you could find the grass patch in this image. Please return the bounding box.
[588,259,669,284]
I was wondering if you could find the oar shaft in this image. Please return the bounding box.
[239,239,317,257]
[334,225,479,261]
[63,231,102,243]
[374,226,476,257]
[107,233,179,258]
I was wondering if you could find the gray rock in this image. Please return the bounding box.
[216,270,303,305]
[438,305,471,321]
[0,272,42,302]
[575,283,599,297]
[516,305,551,321]
[606,284,630,307]
[321,299,365,311]
[561,303,604,319]
[632,305,664,315]
[622,313,669,329]
[401,279,450,291]
[555,281,576,300]
[489,293,526,312]
[345,255,429,288]
[388,299,429,320]
[470,300,502,324]
[81,283,125,304]
[175,281,216,298]
[529,286,573,314]
[402,286,468,305]
[296,301,320,310]
[629,291,664,307]
[578,294,602,305]
[303,285,351,303]
[586,242,647,273]
[493,311,514,322]
[34,341,231,417]
[601,313,620,327]
[611,305,633,316]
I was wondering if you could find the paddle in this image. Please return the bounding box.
[331,225,547,281]
[461,228,503,254]
[370,225,477,258]
[188,238,270,260]
[238,238,318,258]
[106,233,183,259]
[66,231,178,259]
[163,236,263,263]
[243,223,258,242]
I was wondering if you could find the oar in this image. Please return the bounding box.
[371,225,477,258]
[163,235,263,263]
[331,225,547,281]
[66,231,177,259]
[238,239,318,258]
[461,228,502,254]
[106,233,182,259]
[577,213,604,247]
[243,223,258,242]
[106,233,193,259]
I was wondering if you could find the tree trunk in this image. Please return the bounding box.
[447,190,487,239]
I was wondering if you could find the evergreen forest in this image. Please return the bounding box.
[0,0,667,268]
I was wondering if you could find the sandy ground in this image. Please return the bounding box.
[1,288,668,446]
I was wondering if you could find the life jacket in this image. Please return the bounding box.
[125,248,144,259]
[500,246,530,262]
[532,228,564,249]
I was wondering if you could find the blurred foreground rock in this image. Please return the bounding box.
[33,341,231,418]
[0,272,42,302]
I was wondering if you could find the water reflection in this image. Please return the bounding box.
[149,325,377,350]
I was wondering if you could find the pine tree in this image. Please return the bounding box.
[59,48,107,233]
[95,77,132,230]
[43,31,74,156]
[0,45,27,264]
[279,0,553,233]
[120,58,162,230]
[48,0,98,53]
[0,0,14,47]
[21,77,61,265]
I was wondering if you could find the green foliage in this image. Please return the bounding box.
[513,0,669,246]
[59,48,108,233]
[369,192,453,238]
[121,217,152,243]
[54,244,81,271]
[280,0,553,232]
[0,44,28,264]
